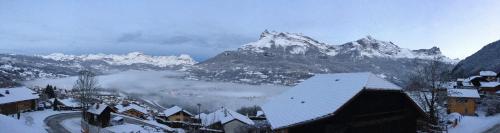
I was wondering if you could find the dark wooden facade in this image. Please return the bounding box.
[0,99,37,115]
[276,90,426,133]
[84,106,114,128]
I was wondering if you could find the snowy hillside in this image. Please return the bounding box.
[40,52,197,67]
[0,52,197,87]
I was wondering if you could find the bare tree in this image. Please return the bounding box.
[406,57,452,132]
[72,70,99,112]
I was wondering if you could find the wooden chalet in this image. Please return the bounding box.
[479,82,500,94]
[158,106,194,128]
[447,89,480,116]
[262,72,427,133]
[51,98,81,110]
[0,87,39,115]
[199,108,255,133]
[162,106,193,122]
[479,71,498,82]
[83,103,115,128]
[115,104,148,119]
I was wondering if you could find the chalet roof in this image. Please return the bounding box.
[480,71,497,77]
[87,103,109,115]
[116,104,148,114]
[447,89,480,98]
[163,106,193,117]
[0,87,39,105]
[262,72,402,129]
[480,82,500,88]
[200,108,254,126]
[50,98,80,107]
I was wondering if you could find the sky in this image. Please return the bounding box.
[0,0,499,61]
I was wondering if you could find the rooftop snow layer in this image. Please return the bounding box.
[200,108,254,126]
[480,82,500,88]
[87,103,109,114]
[116,104,148,114]
[262,72,401,129]
[0,87,39,104]
[163,106,192,117]
[448,89,480,98]
[480,71,497,76]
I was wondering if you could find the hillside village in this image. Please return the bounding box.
[0,69,498,133]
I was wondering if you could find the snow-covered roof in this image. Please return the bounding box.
[116,104,148,114]
[457,78,465,82]
[262,72,401,129]
[256,111,264,117]
[50,98,80,107]
[200,108,254,126]
[480,82,500,88]
[480,71,497,77]
[496,90,500,94]
[163,106,192,117]
[448,89,480,98]
[87,103,109,114]
[0,87,39,104]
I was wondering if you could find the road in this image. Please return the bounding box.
[44,112,81,133]
[45,112,171,133]
[483,124,500,133]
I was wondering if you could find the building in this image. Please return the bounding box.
[479,71,498,82]
[0,87,39,115]
[162,106,193,122]
[200,108,255,133]
[158,106,194,128]
[83,103,115,128]
[50,98,81,110]
[262,72,427,133]
[115,104,148,119]
[479,82,500,94]
[447,89,480,116]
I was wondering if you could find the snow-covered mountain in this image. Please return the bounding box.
[39,52,196,67]
[0,52,196,87]
[242,30,458,63]
[190,30,457,86]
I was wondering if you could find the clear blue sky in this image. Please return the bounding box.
[1,0,499,60]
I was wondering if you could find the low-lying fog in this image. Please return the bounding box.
[23,70,290,112]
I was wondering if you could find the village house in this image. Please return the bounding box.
[479,71,498,82]
[83,103,115,128]
[199,108,255,133]
[115,104,148,119]
[0,87,39,115]
[447,89,480,116]
[158,106,194,128]
[262,72,427,133]
[50,98,81,110]
[479,82,500,95]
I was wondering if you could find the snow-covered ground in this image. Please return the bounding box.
[61,117,81,133]
[23,70,290,111]
[15,110,77,133]
[448,113,500,133]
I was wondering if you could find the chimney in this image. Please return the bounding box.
[95,103,100,109]
[5,90,9,94]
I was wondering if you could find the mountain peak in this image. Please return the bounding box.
[242,31,328,53]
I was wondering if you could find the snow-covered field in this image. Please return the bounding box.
[448,113,500,133]
[23,70,290,111]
